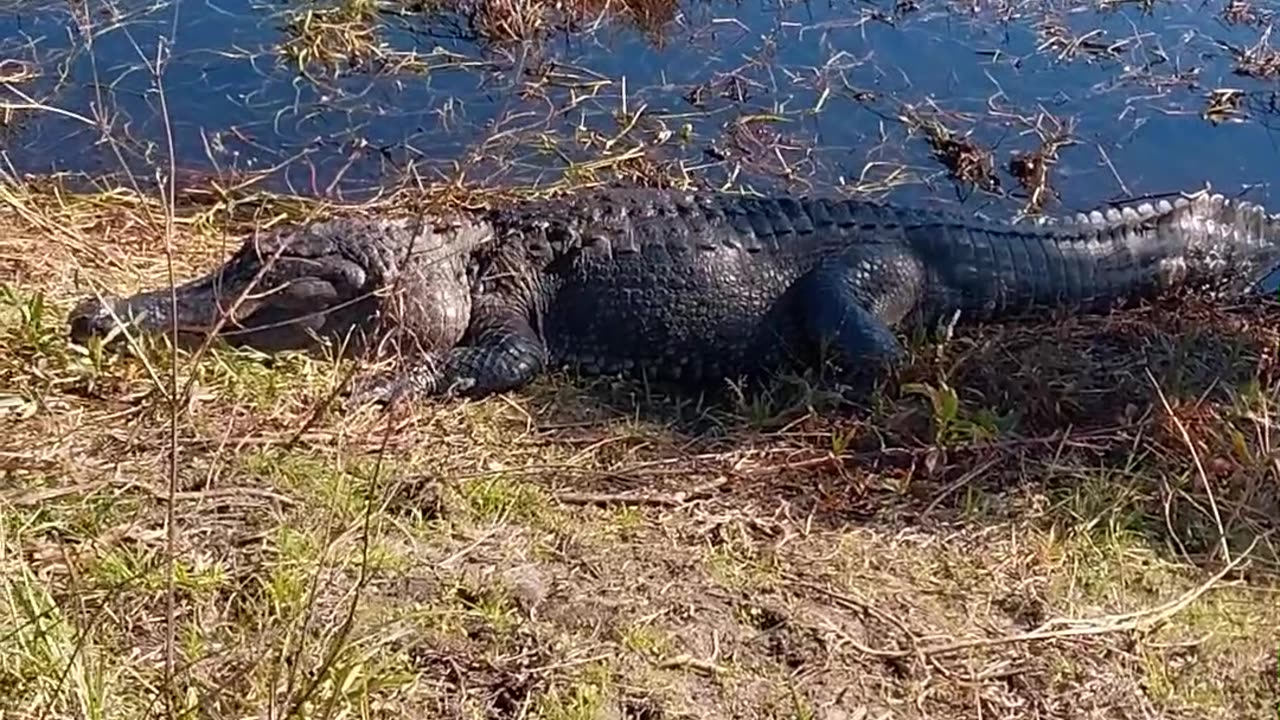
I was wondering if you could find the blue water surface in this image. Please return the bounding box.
[0,0,1278,213]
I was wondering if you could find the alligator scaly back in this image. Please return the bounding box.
[65,186,1280,402]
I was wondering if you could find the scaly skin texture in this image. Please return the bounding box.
[66,186,1280,402]
[67,214,490,356]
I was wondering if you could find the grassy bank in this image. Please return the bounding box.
[0,175,1277,720]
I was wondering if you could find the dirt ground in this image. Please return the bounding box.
[0,180,1278,720]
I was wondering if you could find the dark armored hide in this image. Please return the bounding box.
[68,187,1280,402]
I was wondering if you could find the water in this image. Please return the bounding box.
[1,0,1279,214]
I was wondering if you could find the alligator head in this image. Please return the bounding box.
[67,214,491,358]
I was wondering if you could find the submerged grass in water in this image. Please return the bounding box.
[7,0,1280,207]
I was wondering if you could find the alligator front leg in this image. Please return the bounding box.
[795,248,926,375]
[351,300,548,404]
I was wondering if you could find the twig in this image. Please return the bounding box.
[915,536,1253,657]
[150,10,184,717]
[553,477,729,506]
[1146,367,1231,564]
[656,653,729,675]
[1,481,297,508]
[810,537,1254,660]
[281,392,393,720]
[784,574,917,642]
[921,455,1003,514]
[438,527,503,568]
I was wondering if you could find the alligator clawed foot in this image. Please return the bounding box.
[342,355,476,410]
[343,374,408,410]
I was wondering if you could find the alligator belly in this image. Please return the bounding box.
[540,262,804,384]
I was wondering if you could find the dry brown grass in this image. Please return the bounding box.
[1,171,1278,719]
[273,0,681,76]
[457,0,679,46]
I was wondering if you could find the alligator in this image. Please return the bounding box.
[66,186,1280,403]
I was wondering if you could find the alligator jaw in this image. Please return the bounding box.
[67,250,371,354]
[68,275,318,352]
[65,214,490,358]
[66,288,210,349]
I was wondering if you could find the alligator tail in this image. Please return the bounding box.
[911,192,1280,324]
[1052,192,1280,297]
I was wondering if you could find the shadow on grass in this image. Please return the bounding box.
[496,294,1280,577]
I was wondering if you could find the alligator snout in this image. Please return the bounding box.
[67,292,183,347]
[67,296,126,344]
